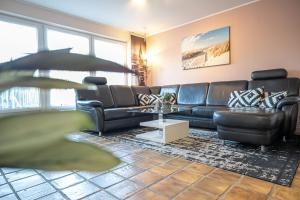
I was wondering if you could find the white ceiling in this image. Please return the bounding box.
[20,0,257,35]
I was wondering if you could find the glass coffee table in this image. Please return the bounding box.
[129,106,189,144]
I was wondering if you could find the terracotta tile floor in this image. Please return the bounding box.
[0,133,300,200]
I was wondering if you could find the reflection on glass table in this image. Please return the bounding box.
[128,106,190,144]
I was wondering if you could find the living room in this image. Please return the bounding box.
[0,0,299,199]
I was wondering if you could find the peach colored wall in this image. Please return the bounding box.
[146,0,300,86]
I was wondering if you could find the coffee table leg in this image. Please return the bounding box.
[158,113,164,139]
[158,113,166,122]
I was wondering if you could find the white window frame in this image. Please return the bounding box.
[0,13,130,110]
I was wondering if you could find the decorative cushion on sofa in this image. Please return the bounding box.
[137,93,150,106]
[149,94,162,105]
[259,91,287,108]
[137,94,163,105]
[170,93,177,105]
[228,88,264,108]
[167,93,177,105]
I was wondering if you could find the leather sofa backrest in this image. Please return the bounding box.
[131,86,151,105]
[83,76,107,85]
[177,83,209,105]
[110,85,137,107]
[97,85,115,108]
[248,78,299,97]
[77,77,115,108]
[249,69,299,96]
[251,68,287,80]
[131,86,151,95]
[150,86,161,94]
[160,85,179,95]
[76,89,99,101]
[206,81,248,106]
[76,86,115,108]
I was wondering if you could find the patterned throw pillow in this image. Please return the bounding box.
[228,88,264,108]
[168,93,177,105]
[137,94,150,106]
[148,94,162,105]
[259,91,287,108]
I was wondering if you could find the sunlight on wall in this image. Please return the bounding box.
[145,47,160,86]
[146,48,160,67]
[131,0,147,6]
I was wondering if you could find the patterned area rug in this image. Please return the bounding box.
[104,128,300,186]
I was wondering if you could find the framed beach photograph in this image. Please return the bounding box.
[181,26,230,70]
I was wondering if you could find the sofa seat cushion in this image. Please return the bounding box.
[169,105,194,115]
[104,106,150,121]
[214,107,284,130]
[192,106,228,118]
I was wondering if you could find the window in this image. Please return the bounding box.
[94,39,127,85]
[94,39,126,65]
[49,70,90,108]
[0,19,39,111]
[0,20,38,62]
[0,14,129,110]
[47,28,91,108]
[46,28,89,54]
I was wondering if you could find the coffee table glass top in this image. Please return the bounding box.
[128,106,187,115]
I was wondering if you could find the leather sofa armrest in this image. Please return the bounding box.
[76,100,104,133]
[77,100,103,108]
[277,96,300,110]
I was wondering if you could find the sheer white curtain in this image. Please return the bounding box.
[0,20,40,111]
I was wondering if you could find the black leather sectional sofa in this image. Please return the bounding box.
[76,69,299,148]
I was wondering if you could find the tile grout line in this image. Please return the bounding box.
[2,133,296,200]
[85,132,295,200]
[105,141,230,200]
[114,152,178,199]
[267,184,277,200]
[103,152,151,199]
[217,174,244,200]
[101,133,293,200]
[170,167,218,200]
[34,169,73,200]
[74,147,151,200]
[0,169,22,200]
[75,171,120,200]
[140,158,203,199]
